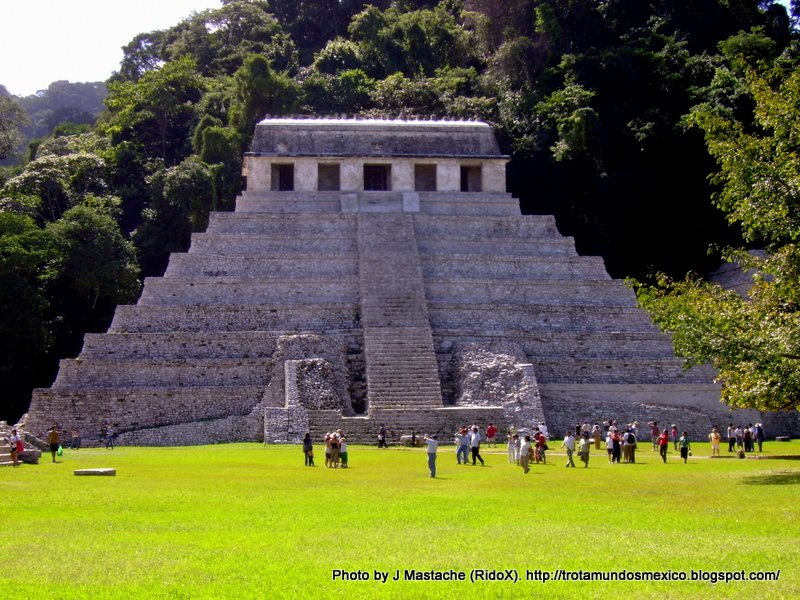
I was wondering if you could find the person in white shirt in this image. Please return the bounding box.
[425,434,438,478]
[519,435,532,474]
[561,432,576,467]
[470,427,484,466]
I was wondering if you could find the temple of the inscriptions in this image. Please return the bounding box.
[24,118,798,444]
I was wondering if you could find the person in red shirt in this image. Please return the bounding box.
[658,429,670,463]
[486,423,497,447]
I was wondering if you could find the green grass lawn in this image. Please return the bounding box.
[1,441,798,599]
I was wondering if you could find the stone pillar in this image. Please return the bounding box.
[294,159,317,192]
[244,156,271,192]
[438,160,460,192]
[483,160,508,193]
[392,160,414,192]
[341,159,361,192]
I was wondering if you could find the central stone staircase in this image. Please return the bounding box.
[357,214,443,410]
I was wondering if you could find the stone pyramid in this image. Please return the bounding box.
[25,118,790,445]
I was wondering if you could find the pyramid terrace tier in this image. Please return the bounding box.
[109,304,361,333]
[27,385,267,437]
[52,358,273,388]
[434,331,679,360]
[428,304,661,333]
[79,331,355,360]
[138,277,359,306]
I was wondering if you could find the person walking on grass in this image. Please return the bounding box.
[47,425,60,463]
[470,426,484,466]
[658,429,669,463]
[456,428,470,465]
[561,431,576,467]
[679,431,691,463]
[302,432,314,467]
[425,434,438,478]
[519,435,532,474]
[578,433,590,468]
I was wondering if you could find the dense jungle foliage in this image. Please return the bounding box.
[1,0,799,421]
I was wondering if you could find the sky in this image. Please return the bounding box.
[0,1,794,97]
[0,0,222,96]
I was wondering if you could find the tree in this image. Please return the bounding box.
[102,57,207,167]
[0,95,28,160]
[635,64,800,412]
[0,213,53,422]
[228,54,300,138]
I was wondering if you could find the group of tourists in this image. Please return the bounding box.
[302,430,349,468]
[507,424,550,474]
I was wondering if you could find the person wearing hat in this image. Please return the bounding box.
[708,428,721,457]
[425,434,438,478]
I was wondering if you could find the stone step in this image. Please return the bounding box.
[109,304,360,333]
[417,238,577,257]
[235,196,341,213]
[165,254,358,278]
[428,304,660,333]
[53,358,272,388]
[188,233,356,255]
[434,331,678,360]
[207,211,356,235]
[532,359,716,385]
[421,255,610,281]
[139,277,358,306]
[80,331,282,360]
[28,386,264,437]
[424,280,638,307]
[413,213,560,238]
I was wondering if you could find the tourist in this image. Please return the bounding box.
[8,428,22,467]
[611,429,622,464]
[755,423,765,452]
[47,425,60,463]
[727,423,735,452]
[658,429,669,463]
[743,425,753,453]
[339,436,348,468]
[330,433,341,468]
[456,428,470,465]
[592,423,601,450]
[561,431,576,467]
[606,430,614,463]
[506,432,516,463]
[470,426,485,466]
[105,424,115,450]
[578,433,590,468]
[734,425,744,450]
[538,422,548,440]
[535,430,548,464]
[708,428,721,457]
[377,424,387,448]
[70,428,81,450]
[486,422,497,447]
[302,432,314,467]
[324,433,333,468]
[410,428,416,447]
[678,431,691,463]
[622,428,637,464]
[519,435,532,474]
[671,425,679,451]
[649,421,660,451]
[425,434,438,478]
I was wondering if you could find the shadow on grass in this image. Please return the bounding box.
[741,470,800,486]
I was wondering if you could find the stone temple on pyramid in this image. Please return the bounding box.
[24,118,798,444]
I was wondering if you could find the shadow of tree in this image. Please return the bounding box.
[741,470,800,486]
